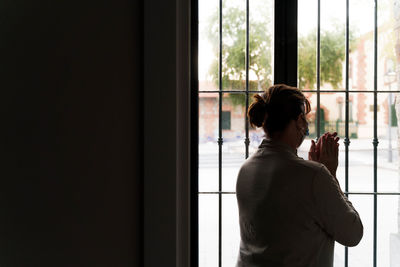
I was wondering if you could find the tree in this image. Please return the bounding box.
[206,7,356,105]
[298,25,357,90]
[205,3,272,106]
[206,4,272,90]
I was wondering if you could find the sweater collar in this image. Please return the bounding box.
[258,138,297,156]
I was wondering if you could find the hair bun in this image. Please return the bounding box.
[253,94,266,106]
[247,94,268,128]
[248,84,311,136]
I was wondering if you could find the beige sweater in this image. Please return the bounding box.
[236,139,363,267]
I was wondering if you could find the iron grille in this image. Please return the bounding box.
[194,0,400,266]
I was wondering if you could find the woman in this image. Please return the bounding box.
[236,84,363,267]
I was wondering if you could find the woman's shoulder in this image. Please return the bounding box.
[291,156,326,176]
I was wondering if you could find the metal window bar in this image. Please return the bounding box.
[316,0,321,140]
[344,0,350,265]
[373,0,379,266]
[218,0,223,266]
[245,0,250,159]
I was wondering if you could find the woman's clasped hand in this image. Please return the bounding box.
[308,132,340,177]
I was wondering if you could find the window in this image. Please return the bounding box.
[194,0,400,266]
[221,111,231,130]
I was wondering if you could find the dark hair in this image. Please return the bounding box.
[247,84,311,136]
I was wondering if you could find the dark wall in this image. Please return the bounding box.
[0,1,135,266]
[143,0,179,265]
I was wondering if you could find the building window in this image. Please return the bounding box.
[221,111,231,130]
[195,0,400,266]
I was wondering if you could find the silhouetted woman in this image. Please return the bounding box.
[236,84,363,267]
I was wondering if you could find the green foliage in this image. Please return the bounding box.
[206,3,272,92]
[298,25,357,89]
[227,93,259,108]
[206,6,356,106]
[298,33,316,89]
[320,30,345,88]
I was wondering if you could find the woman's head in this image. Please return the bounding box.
[248,84,311,144]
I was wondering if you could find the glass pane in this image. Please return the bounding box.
[348,92,374,192]
[347,195,373,267]
[222,93,246,192]
[222,194,240,267]
[378,195,400,266]
[199,0,219,92]
[249,0,274,89]
[298,0,348,91]
[222,0,246,91]
[199,93,220,192]
[377,0,397,92]
[298,0,318,90]
[299,0,384,92]
[320,0,346,91]
[199,194,219,267]
[378,93,399,192]
[348,0,375,91]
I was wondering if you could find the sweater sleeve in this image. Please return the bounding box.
[312,165,363,247]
